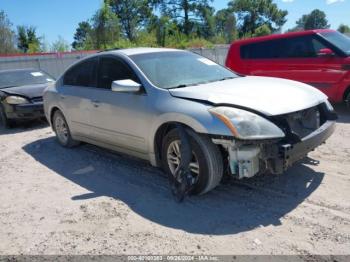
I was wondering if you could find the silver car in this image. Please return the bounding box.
[44,48,337,195]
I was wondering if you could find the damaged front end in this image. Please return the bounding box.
[211,102,337,179]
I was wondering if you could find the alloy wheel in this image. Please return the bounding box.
[166,140,200,178]
[54,115,69,144]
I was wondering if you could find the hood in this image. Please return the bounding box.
[1,83,48,99]
[169,76,328,116]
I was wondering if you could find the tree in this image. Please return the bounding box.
[148,15,176,46]
[294,9,329,30]
[215,8,237,43]
[91,1,120,49]
[0,10,17,54]
[17,25,41,53]
[195,4,216,39]
[228,0,287,38]
[107,0,153,41]
[338,24,350,34]
[72,21,91,50]
[252,24,271,37]
[51,36,70,52]
[155,0,214,37]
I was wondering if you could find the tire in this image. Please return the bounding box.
[0,103,14,128]
[52,110,80,148]
[346,91,350,106]
[161,128,223,195]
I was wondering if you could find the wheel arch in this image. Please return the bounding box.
[151,113,210,167]
[343,86,350,102]
[49,106,62,128]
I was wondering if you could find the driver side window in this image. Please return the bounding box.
[98,57,139,89]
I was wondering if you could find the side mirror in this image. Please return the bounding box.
[317,48,335,57]
[111,79,142,93]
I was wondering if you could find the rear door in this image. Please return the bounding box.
[60,57,98,138]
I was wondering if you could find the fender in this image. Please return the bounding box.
[148,112,208,154]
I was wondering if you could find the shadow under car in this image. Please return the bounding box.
[22,136,324,235]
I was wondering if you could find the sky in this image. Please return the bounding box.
[0,0,349,47]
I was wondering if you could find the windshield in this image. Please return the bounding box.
[320,31,350,55]
[130,51,238,89]
[0,70,55,89]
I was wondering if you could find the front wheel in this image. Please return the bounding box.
[161,128,223,195]
[0,103,14,128]
[52,110,80,148]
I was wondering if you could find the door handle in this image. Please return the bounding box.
[91,100,100,108]
[60,95,66,100]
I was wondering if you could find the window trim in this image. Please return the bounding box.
[63,56,99,88]
[96,55,145,93]
[240,34,343,60]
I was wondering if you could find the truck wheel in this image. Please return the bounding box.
[162,128,223,195]
[52,110,80,148]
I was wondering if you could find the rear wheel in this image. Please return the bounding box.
[161,128,223,195]
[52,110,80,147]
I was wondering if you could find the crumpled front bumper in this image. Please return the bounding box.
[5,102,45,120]
[271,120,336,173]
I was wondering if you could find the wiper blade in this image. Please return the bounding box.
[217,76,236,81]
[168,83,199,89]
[0,85,17,89]
[168,84,189,89]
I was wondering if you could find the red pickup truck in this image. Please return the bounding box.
[226,29,350,103]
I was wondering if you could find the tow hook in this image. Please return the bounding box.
[168,124,194,202]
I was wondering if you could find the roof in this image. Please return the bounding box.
[232,29,336,45]
[104,47,183,56]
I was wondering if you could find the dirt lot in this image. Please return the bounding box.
[0,105,350,256]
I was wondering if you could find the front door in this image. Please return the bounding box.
[88,56,153,154]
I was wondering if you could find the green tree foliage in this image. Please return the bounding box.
[91,1,120,49]
[294,9,330,30]
[0,10,17,54]
[215,8,237,43]
[196,4,216,39]
[107,0,152,41]
[72,21,91,50]
[252,24,271,37]
[338,24,350,34]
[154,0,214,37]
[17,25,41,53]
[229,0,287,38]
[51,36,70,52]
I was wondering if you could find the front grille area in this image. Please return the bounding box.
[285,107,320,138]
[273,105,324,142]
[31,97,43,103]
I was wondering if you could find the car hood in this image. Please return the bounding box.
[1,83,48,99]
[169,76,328,116]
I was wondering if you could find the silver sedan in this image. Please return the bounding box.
[44,48,336,195]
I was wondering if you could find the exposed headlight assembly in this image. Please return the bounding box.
[209,107,285,140]
[324,99,334,112]
[5,96,29,105]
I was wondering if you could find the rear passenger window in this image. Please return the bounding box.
[241,39,284,59]
[240,35,329,59]
[98,57,139,89]
[63,57,98,87]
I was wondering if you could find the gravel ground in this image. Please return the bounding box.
[0,105,349,256]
